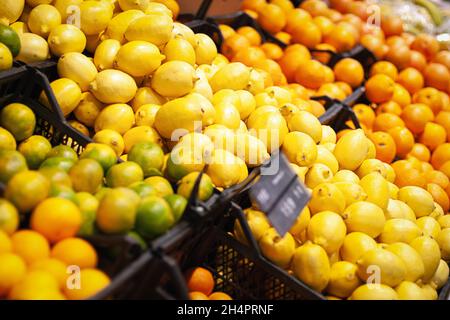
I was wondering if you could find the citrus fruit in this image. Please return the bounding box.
[30,258,67,289]
[39,157,75,172]
[309,183,346,215]
[0,150,28,184]
[51,237,97,269]
[80,143,117,172]
[64,268,110,300]
[164,194,187,222]
[144,176,173,197]
[177,172,214,202]
[135,196,174,239]
[75,192,98,237]
[186,267,215,296]
[0,199,19,236]
[39,78,82,116]
[326,261,361,298]
[342,201,386,238]
[397,186,435,218]
[89,70,137,104]
[0,24,20,57]
[209,292,232,300]
[46,145,78,162]
[48,24,86,57]
[127,142,164,178]
[124,13,173,46]
[115,40,165,77]
[0,103,36,142]
[163,36,195,66]
[106,162,144,188]
[10,230,50,265]
[18,135,52,169]
[259,228,296,268]
[79,0,113,36]
[350,284,398,300]
[282,131,318,167]
[410,236,441,282]
[68,159,104,194]
[57,52,97,92]
[307,211,346,254]
[365,74,395,104]
[16,33,49,63]
[334,129,369,170]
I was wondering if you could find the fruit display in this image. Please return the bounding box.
[0,0,449,301]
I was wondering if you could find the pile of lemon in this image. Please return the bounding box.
[235,128,450,300]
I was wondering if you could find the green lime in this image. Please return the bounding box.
[0,199,19,235]
[18,135,52,169]
[0,103,36,142]
[49,183,78,204]
[95,187,111,201]
[126,231,148,250]
[106,161,144,188]
[69,158,104,194]
[46,145,78,162]
[144,176,174,197]
[80,143,117,172]
[0,150,28,184]
[135,196,174,239]
[177,172,214,201]
[127,142,164,177]
[0,24,20,57]
[39,167,72,187]
[76,192,99,237]
[0,127,16,151]
[39,157,75,172]
[128,181,157,198]
[164,194,187,222]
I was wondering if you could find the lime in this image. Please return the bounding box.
[69,158,104,194]
[0,127,16,151]
[0,103,36,142]
[135,196,175,239]
[80,143,117,171]
[39,157,75,172]
[49,183,78,204]
[164,194,187,222]
[106,161,144,188]
[127,142,164,177]
[18,135,52,169]
[38,167,72,187]
[46,145,78,162]
[76,192,99,237]
[128,181,157,198]
[0,150,28,184]
[177,172,214,201]
[0,24,21,57]
[144,176,174,197]
[95,187,111,201]
[126,231,147,250]
[0,199,19,235]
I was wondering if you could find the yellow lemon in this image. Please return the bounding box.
[359,172,389,211]
[247,68,266,95]
[73,92,104,128]
[430,259,449,290]
[340,232,377,264]
[105,9,145,44]
[410,236,441,282]
[27,4,61,38]
[234,208,270,244]
[334,129,369,170]
[151,61,196,98]
[0,0,25,25]
[53,0,83,22]
[436,228,450,261]
[282,131,317,167]
[355,159,388,179]
[320,125,337,144]
[234,133,269,167]
[39,78,82,116]
[309,183,346,215]
[365,138,376,159]
[307,211,346,254]
[437,215,450,229]
[94,103,134,135]
[206,149,247,188]
[259,228,296,268]
[93,39,121,71]
[64,268,110,300]
[117,0,152,11]
[334,182,367,207]
[350,284,398,300]
[171,22,196,47]
[210,62,251,93]
[378,219,421,244]
[315,146,339,174]
[123,126,162,153]
[429,202,444,219]
[421,284,438,300]
[57,52,97,91]
[89,69,137,104]
[342,201,386,238]
[29,258,67,289]
[386,242,425,282]
[305,163,333,189]
[163,36,195,66]
[384,163,396,183]
[385,199,416,222]
[125,14,173,46]
[131,87,166,112]
[144,2,173,17]
[287,111,323,143]
[214,103,241,130]
[194,33,217,65]
[93,129,124,157]
[387,182,399,199]
[327,261,361,298]
[0,253,27,297]
[397,186,435,218]
[48,24,86,57]
[290,163,308,183]
[395,281,427,300]
[115,40,165,77]
[135,104,160,128]
[0,43,13,71]
[16,33,49,63]
[79,0,113,36]
[289,207,311,241]
[332,170,359,184]
[416,216,441,239]
[185,92,216,127]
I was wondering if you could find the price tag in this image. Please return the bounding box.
[249,152,311,236]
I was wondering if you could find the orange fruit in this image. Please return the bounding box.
[312,43,336,64]
[333,58,364,88]
[427,183,450,212]
[324,9,342,23]
[316,83,346,101]
[426,170,450,189]
[391,84,411,108]
[232,46,266,67]
[376,101,402,116]
[407,143,431,162]
[431,143,450,169]
[241,0,266,12]
[387,126,415,157]
[408,50,427,71]
[186,267,215,296]
[51,237,98,269]
[341,13,363,30]
[189,291,209,300]
[63,268,110,300]
[11,230,50,265]
[440,161,450,179]
[386,36,408,48]
[278,50,309,83]
[370,61,398,81]
[261,43,283,61]
[419,122,447,151]
[360,34,387,60]
[285,9,312,33]
[335,81,352,97]
[369,131,397,163]
[275,31,291,44]
[435,111,450,141]
[381,15,403,37]
[421,161,434,173]
[290,20,322,49]
[401,103,434,134]
[219,24,235,40]
[301,0,329,17]
[237,26,262,46]
[221,34,250,60]
[313,16,335,36]
[30,198,82,244]
[365,74,395,103]
[257,4,287,34]
[397,67,424,95]
[433,51,450,70]
[270,0,295,14]
[413,87,445,115]
[295,60,334,89]
[323,24,356,52]
[287,83,310,100]
[394,166,426,188]
[347,1,369,20]
[354,104,375,128]
[410,33,440,61]
[256,58,285,86]
[402,33,416,46]
[373,113,405,132]
[423,63,450,92]
[209,292,233,300]
[385,45,411,70]
[336,21,360,42]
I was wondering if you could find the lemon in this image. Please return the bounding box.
[123,126,162,153]
[69,120,89,136]
[395,281,427,300]
[0,0,24,25]
[89,69,137,104]
[193,33,217,65]
[379,219,421,244]
[334,182,367,207]
[340,232,377,264]
[192,69,213,101]
[73,92,104,128]
[125,14,173,47]
[93,39,121,71]
[131,87,166,112]
[105,9,145,44]
[0,253,27,296]
[282,132,317,167]
[27,4,61,38]
[154,96,203,139]
[93,129,124,157]
[359,172,389,211]
[163,36,195,66]
[355,159,388,179]
[438,215,450,229]
[386,243,425,282]
[247,68,266,95]
[350,284,398,300]
[214,103,241,130]
[210,63,251,93]
[203,124,236,153]
[0,43,13,71]
[166,147,205,181]
[430,259,449,290]
[416,216,441,239]
[171,22,196,47]
[212,89,240,107]
[39,78,82,117]
[429,202,444,219]
[117,0,152,11]
[437,228,450,261]
[334,129,369,171]
[48,24,86,56]
[151,61,196,98]
[185,93,216,127]
[315,146,339,174]
[305,163,333,188]
[94,103,134,135]
[10,21,28,35]
[332,170,359,184]
[16,33,49,63]
[356,248,406,287]
[135,104,160,127]
[206,149,247,188]
[320,125,337,144]
[307,211,346,254]
[342,201,386,238]
[327,261,361,298]
[259,228,296,268]
[247,105,278,127]
[385,199,416,222]
[292,242,330,292]
[144,2,173,17]
[57,52,97,92]
[234,133,269,167]
[309,183,346,215]
[53,0,83,22]
[287,111,322,143]
[289,207,310,240]
[397,186,435,218]
[234,90,256,120]
[410,236,441,282]
[79,1,113,36]
[234,208,270,244]
[421,284,438,300]
[387,182,399,199]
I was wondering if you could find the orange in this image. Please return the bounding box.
[256,59,285,86]
[413,87,445,115]
[0,230,11,254]
[391,84,411,108]
[410,33,440,61]
[440,161,450,179]
[402,32,416,46]
[232,46,266,67]
[270,0,295,14]
[237,26,262,46]
[335,81,352,97]
[329,0,353,13]
[221,34,250,60]
[423,63,450,92]
[427,183,450,212]
[426,170,450,189]
[381,15,403,37]
[11,230,50,265]
[313,16,334,36]
[394,166,426,188]
[419,122,447,151]
[219,24,235,40]
[354,104,375,128]
[365,74,395,104]
[287,83,310,100]
[431,143,450,169]
[386,36,408,48]
[387,126,414,157]
[421,161,434,173]
[360,34,387,60]
[275,31,291,44]
[241,0,266,12]
[285,9,312,33]
[325,9,343,23]
[337,21,360,42]
[186,267,215,296]
[257,4,287,34]
[409,50,427,71]
[64,268,110,300]
[301,0,329,17]
[209,292,233,300]
[397,67,424,95]
[30,197,82,244]
[261,43,283,61]
[385,45,411,70]
[244,9,258,19]
[347,1,369,21]
[323,24,356,52]
[295,60,333,89]
[376,101,402,116]
[312,43,336,64]
[316,83,346,101]
[401,103,434,134]
[433,51,450,70]
[333,58,364,88]
[290,20,322,49]
[373,113,405,132]
[30,258,68,289]
[369,131,397,164]
[370,61,398,81]
[189,291,209,300]
[51,237,98,269]
[407,143,431,162]
[435,111,450,141]
[278,50,309,82]
[341,13,363,31]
